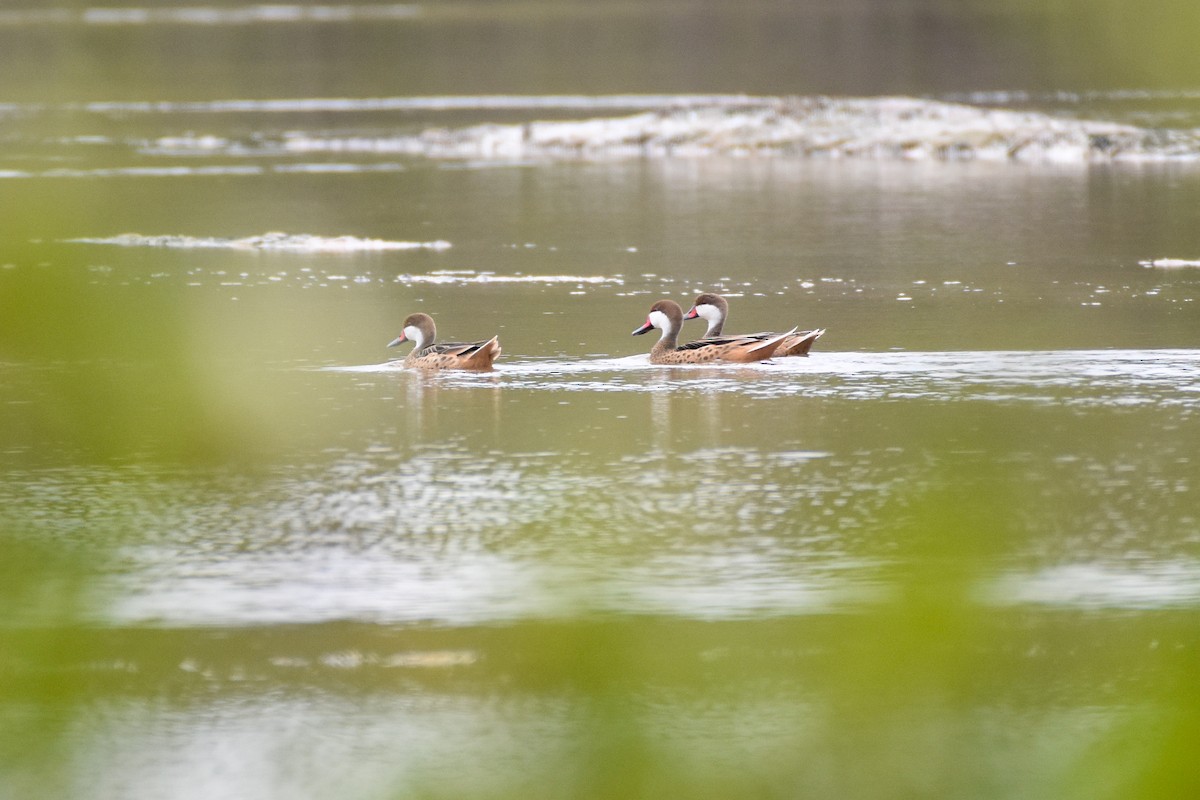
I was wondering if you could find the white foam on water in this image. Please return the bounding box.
[0,4,421,27]
[76,94,764,115]
[20,94,1200,164]
[272,96,1200,163]
[392,271,623,285]
[271,161,407,174]
[97,551,1200,625]
[987,561,1200,609]
[946,88,1200,105]
[1141,258,1200,268]
[0,163,411,179]
[107,549,561,628]
[39,165,265,178]
[150,133,230,151]
[334,348,1200,409]
[64,232,452,252]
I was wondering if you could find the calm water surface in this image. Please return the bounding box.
[2,3,1199,798]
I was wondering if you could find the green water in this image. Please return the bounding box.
[3,2,1200,798]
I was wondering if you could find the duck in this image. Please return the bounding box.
[632,299,794,365]
[387,312,501,370]
[684,292,825,356]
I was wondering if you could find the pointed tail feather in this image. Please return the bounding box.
[778,328,825,356]
[747,327,797,357]
[463,336,501,369]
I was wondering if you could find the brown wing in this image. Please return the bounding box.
[419,339,496,358]
[709,328,824,356]
[775,329,825,356]
[676,335,760,352]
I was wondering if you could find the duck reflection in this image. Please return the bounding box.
[397,369,505,441]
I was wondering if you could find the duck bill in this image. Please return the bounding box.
[683,306,699,320]
[387,334,407,348]
[631,319,654,336]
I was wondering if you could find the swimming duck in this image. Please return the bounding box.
[632,299,793,364]
[684,292,825,356]
[387,312,501,370]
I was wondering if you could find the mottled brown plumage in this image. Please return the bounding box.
[387,312,501,370]
[632,299,792,365]
[684,292,825,356]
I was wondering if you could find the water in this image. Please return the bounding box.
[2,3,1200,798]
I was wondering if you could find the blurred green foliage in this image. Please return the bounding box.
[3,2,1200,797]
[0,259,269,465]
[3,199,1198,800]
[3,398,1196,798]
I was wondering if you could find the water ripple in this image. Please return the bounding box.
[5,415,1196,627]
[271,97,1200,163]
[65,232,452,252]
[0,4,421,27]
[342,349,1200,409]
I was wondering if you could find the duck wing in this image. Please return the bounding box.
[710,329,824,356]
[419,339,496,357]
[676,335,760,352]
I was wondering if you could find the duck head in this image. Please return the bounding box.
[388,312,436,350]
[684,293,728,335]
[632,299,684,337]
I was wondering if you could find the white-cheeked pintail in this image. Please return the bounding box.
[684,292,825,356]
[387,312,501,370]
[632,299,794,365]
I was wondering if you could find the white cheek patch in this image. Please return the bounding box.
[697,303,722,334]
[403,324,424,349]
[648,309,672,336]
